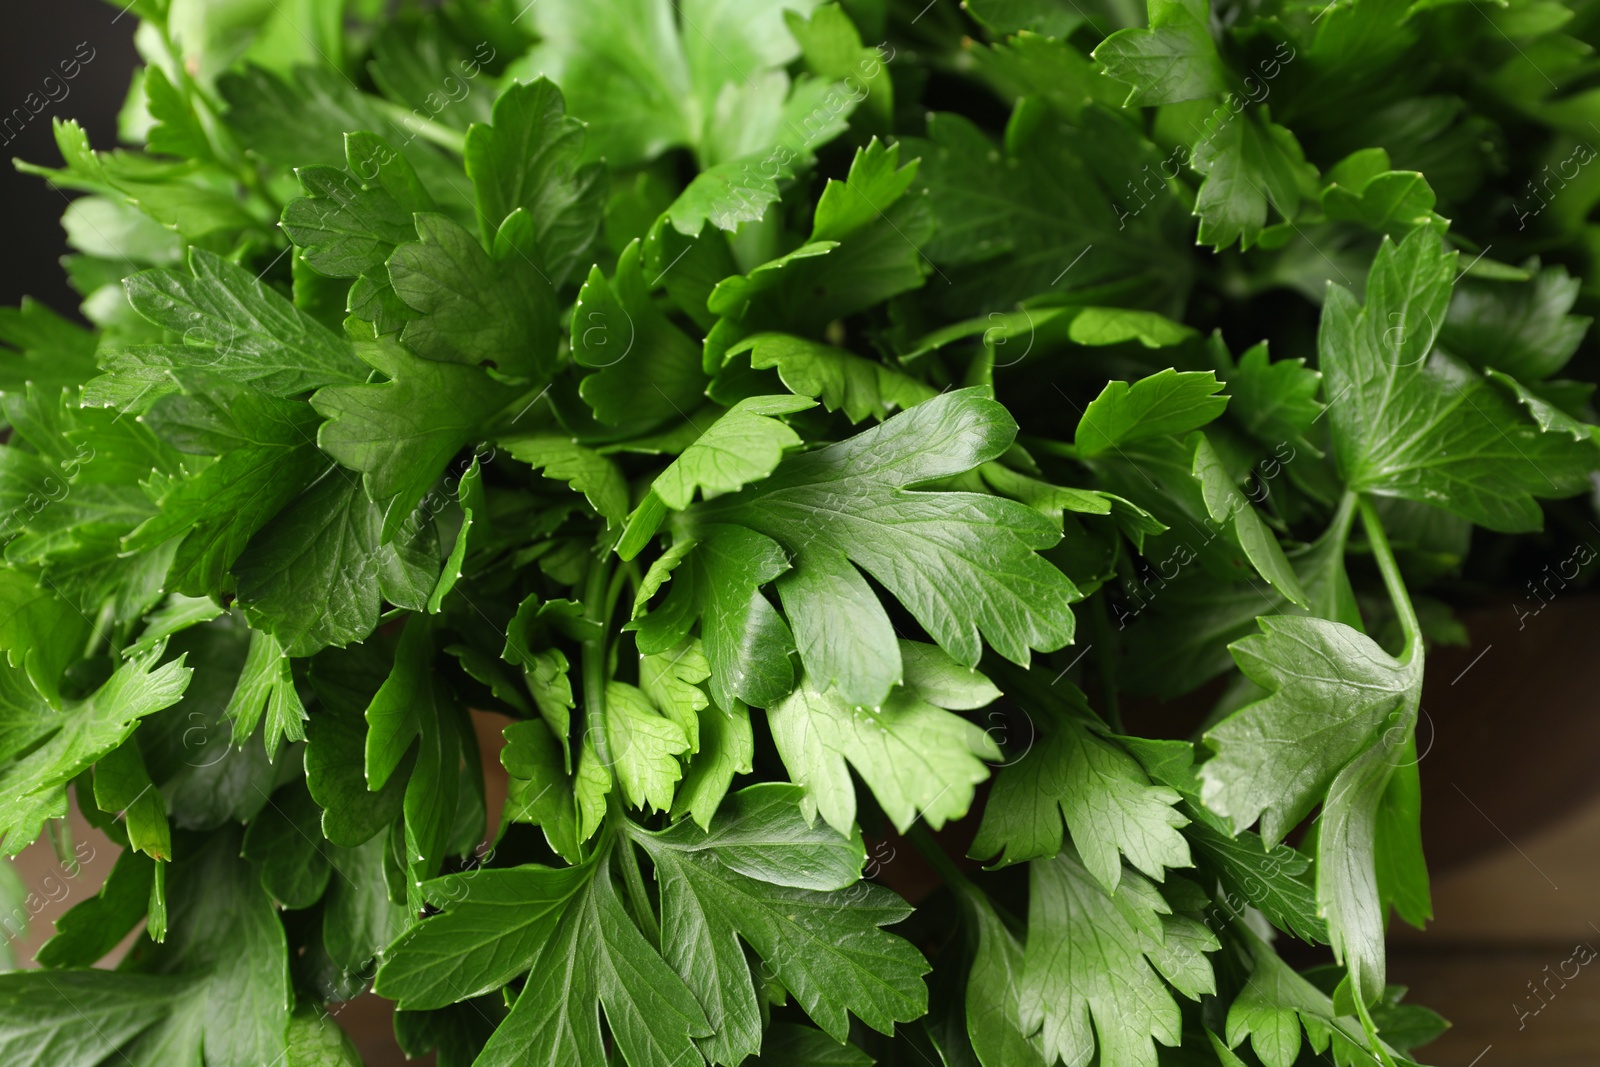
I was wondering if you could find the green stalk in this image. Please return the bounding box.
[1087,594,1122,732]
[580,553,615,771]
[906,824,974,895]
[1358,495,1421,659]
[375,100,468,155]
[47,818,76,875]
[581,552,662,947]
[614,831,662,948]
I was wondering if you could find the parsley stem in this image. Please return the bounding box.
[614,831,662,949]
[581,551,662,945]
[374,100,468,155]
[1357,495,1421,658]
[905,824,974,895]
[580,551,619,780]
[1087,595,1122,732]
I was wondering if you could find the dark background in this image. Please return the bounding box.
[1,0,139,313]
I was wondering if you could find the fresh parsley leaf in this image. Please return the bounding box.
[692,389,1080,706]
[631,784,929,1059]
[1021,848,1218,1066]
[769,640,1001,834]
[1092,0,1229,106]
[1321,231,1596,531]
[971,707,1191,890]
[388,211,559,379]
[119,249,368,396]
[464,78,605,288]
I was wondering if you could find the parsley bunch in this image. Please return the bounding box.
[1,0,1596,1064]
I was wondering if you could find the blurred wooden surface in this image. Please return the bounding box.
[1389,797,1600,1065]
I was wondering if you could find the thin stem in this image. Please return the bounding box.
[906,824,974,895]
[580,553,663,942]
[614,831,662,949]
[375,100,468,155]
[603,562,631,632]
[1088,594,1122,732]
[1358,495,1421,659]
[47,818,76,875]
[580,552,615,771]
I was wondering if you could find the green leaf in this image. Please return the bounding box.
[1323,168,1442,239]
[705,143,930,364]
[305,644,414,847]
[242,779,332,909]
[673,696,755,831]
[94,740,172,860]
[786,5,892,126]
[501,718,582,862]
[1074,369,1228,457]
[768,641,1002,835]
[638,638,713,750]
[36,848,158,968]
[904,106,1190,313]
[0,298,99,396]
[963,886,1050,1067]
[1201,615,1422,1000]
[633,784,928,1060]
[652,395,818,509]
[1066,307,1196,348]
[220,626,305,761]
[517,0,841,168]
[1321,231,1597,532]
[666,154,791,236]
[0,970,194,1064]
[218,64,472,213]
[723,332,936,423]
[121,828,292,1066]
[1184,818,1328,944]
[1440,260,1591,381]
[388,212,559,379]
[377,849,712,1066]
[0,569,90,707]
[285,1007,364,1066]
[1022,849,1217,1066]
[233,474,389,656]
[280,131,436,333]
[313,332,518,541]
[1200,616,1419,846]
[281,147,426,280]
[1092,0,1228,106]
[605,679,692,813]
[1221,930,1404,1067]
[633,525,797,710]
[502,435,630,526]
[979,463,1167,549]
[1191,433,1309,607]
[0,647,191,854]
[971,710,1191,890]
[363,615,433,791]
[696,389,1079,704]
[128,373,326,599]
[121,249,367,396]
[1224,342,1324,449]
[1190,110,1319,251]
[464,78,605,288]
[569,239,707,429]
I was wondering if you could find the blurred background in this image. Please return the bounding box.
[4,4,1598,1066]
[0,0,139,312]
